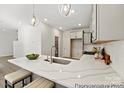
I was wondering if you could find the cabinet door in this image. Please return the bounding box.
[62,32,70,57]
[84,33,91,44]
[98,5,124,40]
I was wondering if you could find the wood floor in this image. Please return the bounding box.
[0,56,20,88]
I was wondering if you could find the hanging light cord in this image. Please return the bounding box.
[33,4,35,17]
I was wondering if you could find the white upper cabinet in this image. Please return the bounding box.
[84,33,91,44]
[91,4,124,41]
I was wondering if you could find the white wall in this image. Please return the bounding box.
[0,29,17,57]
[41,23,63,56]
[62,31,70,58]
[17,22,62,57]
[18,23,42,56]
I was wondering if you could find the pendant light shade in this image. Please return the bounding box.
[58,4,71,16]
[31,15,36,26]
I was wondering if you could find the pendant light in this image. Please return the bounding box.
[31,4,36,26]
[58,4,71,16]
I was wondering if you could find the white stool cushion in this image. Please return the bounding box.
[5,69,31,84]
[24,78,54,88]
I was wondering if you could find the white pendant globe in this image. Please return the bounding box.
[31,16,36,26]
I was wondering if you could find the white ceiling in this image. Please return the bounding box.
[0,4,92,31]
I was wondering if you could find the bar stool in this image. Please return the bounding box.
[4,69,32,88]
[24,77,54,88]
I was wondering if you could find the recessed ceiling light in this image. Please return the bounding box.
[71,10,75,14]
[44,18,48,21]
[59,27,62,30]
[78,24,81,26]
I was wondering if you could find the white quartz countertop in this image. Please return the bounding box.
[8,55,122,88]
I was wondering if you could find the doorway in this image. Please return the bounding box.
[71,39,82,59]
[55,36,59,57]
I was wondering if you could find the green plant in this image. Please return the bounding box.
[26,53,39,60]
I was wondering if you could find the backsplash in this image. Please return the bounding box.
[86,40,124,80]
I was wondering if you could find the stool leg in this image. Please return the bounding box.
[22,79,25,87]
[12,84,14,88]
[5,80,7,88]
[30,75,32,82]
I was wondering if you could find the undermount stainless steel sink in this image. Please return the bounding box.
[44,58,71,65]
[52,58,71,65]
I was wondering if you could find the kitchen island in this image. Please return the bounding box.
[8,55,123,88]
